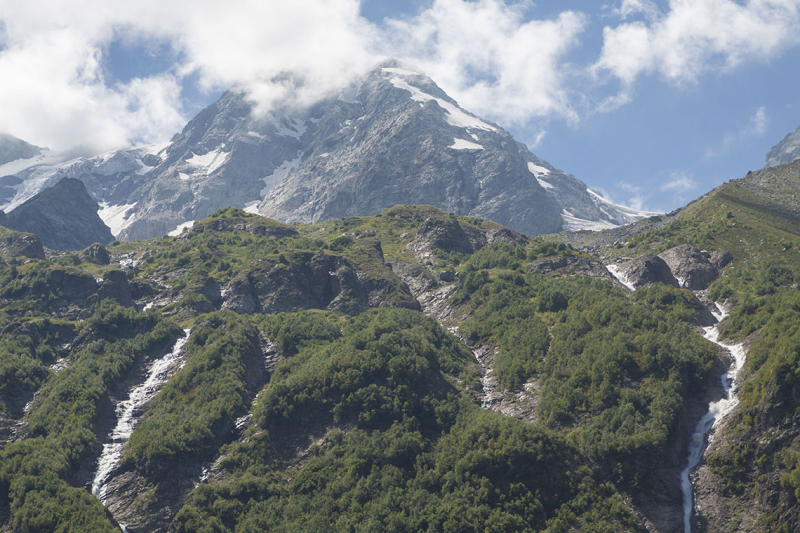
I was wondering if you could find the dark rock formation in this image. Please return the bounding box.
[618,254,679,288]
[658,245,718,289]
[5,178,113,250]
[80,243,111,265]
[0,231,45,260]
[95,270,134,307]
[46,267,99,302]
[410,217,477,260]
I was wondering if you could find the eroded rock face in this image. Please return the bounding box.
[618,254,679,288]
[46,267,99,302]
[80,243,111,265]
[659,245,718,290]
[222,250,418,316]
[0,231,45,260]
[95,270,135,308]
[410,217,477,261]
[409,216,529,264]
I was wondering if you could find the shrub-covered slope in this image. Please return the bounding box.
[1,158,799,533]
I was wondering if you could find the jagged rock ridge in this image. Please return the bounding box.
[0,62,655,241]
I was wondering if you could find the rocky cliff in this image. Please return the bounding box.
[3,178,114,250]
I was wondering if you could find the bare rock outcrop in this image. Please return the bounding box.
[658,245,718,289]
[80,243,111,265]
[708,249,733,270]
[618,253,679,288]
[0,231,45,260]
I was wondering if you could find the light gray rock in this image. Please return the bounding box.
[658,245,718,290]
[766,124,800,168]
[0,134,41,166]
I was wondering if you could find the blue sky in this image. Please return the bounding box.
[1,0,799,212]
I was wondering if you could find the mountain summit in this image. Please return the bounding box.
[766,123,800,168]
[0,62,654,240]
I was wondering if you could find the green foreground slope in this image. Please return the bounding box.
[0,159,799,531]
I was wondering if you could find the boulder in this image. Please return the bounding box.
[618,254,679,288]
[709,250,733,270]
[80,243,111,265]
[658,245,718,289]
[409,217,476,260]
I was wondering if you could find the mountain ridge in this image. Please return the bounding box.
[0,62,655,241]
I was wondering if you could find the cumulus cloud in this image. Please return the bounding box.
[0,0,589,152]
[0,0,377,151]
[595,0,800,98]
[384,0,587,125]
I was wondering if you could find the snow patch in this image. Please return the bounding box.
[185,149,229,175]
[388,77,498,132]
[142,141,171,156]
[450,138,484,151]
[527,162,551,176]
[98,202,137,237]
[561,209,618,232]
[244,201,260,214]
[587,189,661,220]
[261,156,301,196]
[168,220,195,237]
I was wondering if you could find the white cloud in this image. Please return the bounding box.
[705,106,768,157]
[385,0,587,125]
[595,0,800,93]
[660,172,696,192]
[0,0,378,152]
[0,0,588,151]
[616,180,647,210]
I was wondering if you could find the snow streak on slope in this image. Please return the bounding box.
[98,202,137,237]
[384,70,498,132]
[91,329,191,502]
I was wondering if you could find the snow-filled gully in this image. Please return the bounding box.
[606,264,747,532]
[91,329,191,502]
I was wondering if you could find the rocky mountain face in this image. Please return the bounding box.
[0,133,41,166]
[765,123,800,167]
[2,178,114,250]
[0,62,654,241]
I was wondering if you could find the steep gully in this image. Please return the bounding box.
[606,266,747,532]
[91,329,191,503]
